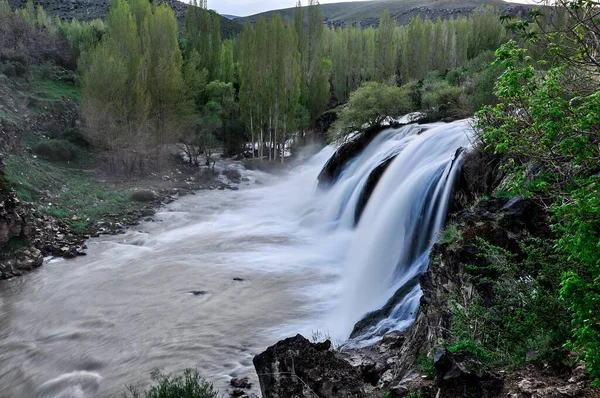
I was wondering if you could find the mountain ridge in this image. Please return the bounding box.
[7,0,243,37]
[237,0,533,27]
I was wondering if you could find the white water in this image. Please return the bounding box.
[0,120,472,397]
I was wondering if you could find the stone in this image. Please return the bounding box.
[230,377,252,389]
[190,290,208,296]
[253,334,364,398]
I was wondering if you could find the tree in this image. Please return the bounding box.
[147,4,186,166]
[332,82,413,136]
[375,10,396,82]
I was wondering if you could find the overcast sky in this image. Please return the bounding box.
[208,0,365,17]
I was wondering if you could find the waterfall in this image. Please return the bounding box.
[317,120,473,343]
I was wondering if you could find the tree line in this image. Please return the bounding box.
[3,0,526,172]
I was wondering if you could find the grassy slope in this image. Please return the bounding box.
[1,67,147,234]
[237,0,529,26]
[7,0,242,38]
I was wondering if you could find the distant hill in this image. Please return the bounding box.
[222,14,239,20]
[7,0,243,38]
[237,0,533,27]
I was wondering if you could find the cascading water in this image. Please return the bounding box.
[316,120,473,343]
[0,119,472,397]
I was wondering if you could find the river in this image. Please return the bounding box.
[0,120,473,398]
[0,150,345,398]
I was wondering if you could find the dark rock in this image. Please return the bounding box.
[190,290,208,296]
[140,208,156,217]
[433,349,503,397]
[315,110,338,137]
[354,154,397,225]
[230,377,252,389]
[317,125,384,190]
[253,334,364,398]
[230,389,248,397]
[233,277,246,282]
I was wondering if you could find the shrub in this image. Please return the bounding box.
[33,139,78,162]
[332,81,414,137]
[0,62,16,77]
[420,79,464,119]
[125,369,219,398]
[448,237,571,369]
[130,190,156,203]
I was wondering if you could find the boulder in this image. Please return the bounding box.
[433,349,503,398]
[253,334,364,398]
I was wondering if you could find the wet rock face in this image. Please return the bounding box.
[253,334,364,398]
[317,126,384,190]
[353,155,396,225]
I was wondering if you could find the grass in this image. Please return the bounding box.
[125,369,219,398]
[3,154,144,233]
[0,236,29,255]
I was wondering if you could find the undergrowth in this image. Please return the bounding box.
[124,369,219,398]
[3,154,143,232]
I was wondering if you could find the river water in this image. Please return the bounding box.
[0,150,346,398]
[0,120,473,398]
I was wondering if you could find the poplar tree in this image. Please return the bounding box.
[375,10,396,82]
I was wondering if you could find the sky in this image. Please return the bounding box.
[208,0,366,17]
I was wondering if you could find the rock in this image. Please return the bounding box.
[317,125,384,189]
[354,155,397,225]
[190,290,208,296]
[230,389,248,397]
[140,208,156,217]
[526,350,541,362]
[253,334,364,398]
[230,377,252,389]
[433,349,503,397]
[233,277,246,282]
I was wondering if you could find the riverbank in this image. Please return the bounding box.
[0,149,243,279]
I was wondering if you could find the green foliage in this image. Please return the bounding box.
[449,238,571,369]
[82,0,187,174]
[33,139,78,162]
[125,369,218,398]
[420,79,463,119]
[448,339,490,361]
[332,82,413,135]
[3,154,143,225]
[554,179,600,385]
[416,354,435,379]
[477,6,600,379]
[439,222,463,250]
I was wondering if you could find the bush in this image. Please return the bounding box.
[125,369,219,398]
[0,62,16,77]
[33,139,78,162]
[448,237,571,369]
[130,190,156,203]
[332,81,414,137]
[420,79,464,119]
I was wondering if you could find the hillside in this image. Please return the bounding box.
[236,0,533,27]
[7,0,242,37]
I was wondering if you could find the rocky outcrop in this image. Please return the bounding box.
[353,155,396,225]
[253,334,364,398]
[0,166,87,278]
[317,126,384,189]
